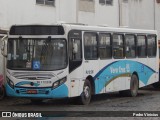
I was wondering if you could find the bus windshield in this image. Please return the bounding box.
[7,38,67,71]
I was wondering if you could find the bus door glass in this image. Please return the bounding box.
[69,30,82,73]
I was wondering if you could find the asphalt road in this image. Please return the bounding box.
[0,85,160,120]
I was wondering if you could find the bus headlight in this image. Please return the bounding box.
[53,81,59,89]
[52,77,66,89]
[6,77,14,89]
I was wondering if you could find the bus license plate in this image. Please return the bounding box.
[27,90,37,94]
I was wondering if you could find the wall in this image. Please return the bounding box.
[120,0,155,30]
[0,0,160,38]
[129,0,155,30]
[95,0,119,27]
[78,0,119,27]
[0,0,77,30]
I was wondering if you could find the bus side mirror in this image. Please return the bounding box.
[1,35,8,57]
[73,43,78,54]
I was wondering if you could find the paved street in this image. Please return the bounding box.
[0,85,160,120]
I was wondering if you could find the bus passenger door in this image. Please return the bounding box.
[68,30,83,97]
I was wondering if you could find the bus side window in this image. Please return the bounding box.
[84,32,98,60]
[137,35,147,58]
[125,34,136,58]
[99,33,112,59]
[113,34,124,59]
[147,35,156,57]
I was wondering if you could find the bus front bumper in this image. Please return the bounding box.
[5,84,68,99]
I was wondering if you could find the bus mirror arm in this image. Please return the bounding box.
[1,35,8,57]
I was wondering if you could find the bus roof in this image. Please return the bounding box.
[9,24,157,36]
[62,23,157,34]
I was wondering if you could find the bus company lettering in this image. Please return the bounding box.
[86,70,94,74]
[110,64,130,74]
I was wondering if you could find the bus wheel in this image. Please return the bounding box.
[30,99,43,104]
[129,74,139,97]
[0,85,5,100]
[79,80,92,105]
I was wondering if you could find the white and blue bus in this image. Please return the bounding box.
[1,24,159,104]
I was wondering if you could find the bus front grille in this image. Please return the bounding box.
[11,72,55,80]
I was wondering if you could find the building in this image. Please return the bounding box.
[0,0,160,36]
[0,0,160,37]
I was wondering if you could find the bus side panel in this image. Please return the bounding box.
[132,59,158,87]
[93,60,157,94]
[146,57,159,85]
[83,60,100,94]
[99,59,127,93]
[69,65,84,97]
[99,60,112,93]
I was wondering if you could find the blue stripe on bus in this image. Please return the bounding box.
[94,60,156,94]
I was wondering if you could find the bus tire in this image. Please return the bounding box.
[79,79,92,105]
[0,85,5,100]
[129,74,139,97]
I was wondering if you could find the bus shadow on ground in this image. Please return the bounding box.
[27,92,146,106]
[140,84,160,91]
[11,92,123,106]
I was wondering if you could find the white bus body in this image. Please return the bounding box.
[1,24,159,104]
